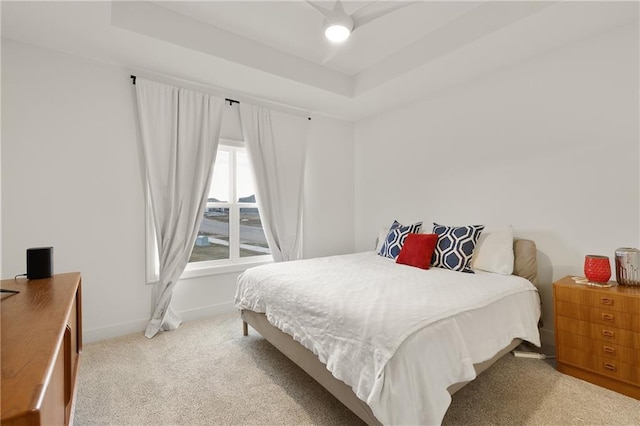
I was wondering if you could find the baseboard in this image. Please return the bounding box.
[83,301,236,343]
[539,327,555,349]
[83,318,149,344]
[177,301,236,322]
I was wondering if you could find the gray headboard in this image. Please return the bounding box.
[513,239,538,288]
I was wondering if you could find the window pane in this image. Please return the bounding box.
[236,150,255,203]
[239,208,270,258]
[187,145,271,266]
[209,150,229,203]
[189,207,230,262]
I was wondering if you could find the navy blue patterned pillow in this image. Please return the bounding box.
[432,223,485,273]
[378,220,423,259]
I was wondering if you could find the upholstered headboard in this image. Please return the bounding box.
[513,239,538,288]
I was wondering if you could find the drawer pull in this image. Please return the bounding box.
[600,297,614,306]
[603,363,617,372]
[601,313,615,322]
[602,330,615,338]
[602,346,616,355]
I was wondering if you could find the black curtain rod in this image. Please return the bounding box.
[130,75,239,105]
[130,75,310,120]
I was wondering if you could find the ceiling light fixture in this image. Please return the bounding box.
[306,0,414,58]
[324,24,351,43]
[323,8,353,43]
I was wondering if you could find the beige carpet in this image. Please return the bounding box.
[75,313,640,425]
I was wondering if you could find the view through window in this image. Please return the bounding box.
[189,145,270,263]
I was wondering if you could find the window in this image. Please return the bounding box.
[186,143,271,269]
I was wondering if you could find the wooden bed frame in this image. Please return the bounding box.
[241,239,539,425]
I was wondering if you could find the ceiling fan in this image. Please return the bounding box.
[306,0,414,44]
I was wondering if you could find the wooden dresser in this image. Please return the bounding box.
[554,275,639,399]
[1,273,82,425]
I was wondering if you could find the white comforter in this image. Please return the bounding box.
[235,252,540,425]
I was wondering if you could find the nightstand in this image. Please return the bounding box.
[554,276,640,400]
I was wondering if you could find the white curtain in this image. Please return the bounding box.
[135,78,224,338]
[239,104,310,262]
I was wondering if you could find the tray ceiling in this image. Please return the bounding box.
[2,1,637,120]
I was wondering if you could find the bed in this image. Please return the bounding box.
[235,239,541,425]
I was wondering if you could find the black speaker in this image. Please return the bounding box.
[27,247,53,279]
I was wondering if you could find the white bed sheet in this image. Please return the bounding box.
[235,252,541,425]
[371,289,541,425]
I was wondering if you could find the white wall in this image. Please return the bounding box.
[354,24,639,346]
[304,116,355,259]
[2,40,151,341]
[1,40,355,342]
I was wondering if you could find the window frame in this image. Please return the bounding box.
[181,141,272,278]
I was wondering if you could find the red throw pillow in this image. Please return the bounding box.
[396,233,438,269]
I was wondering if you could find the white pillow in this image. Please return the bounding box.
[375,226,390,252]
[472,226,514,275]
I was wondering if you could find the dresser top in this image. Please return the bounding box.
[554,275,640,297]
[1,272,81,420]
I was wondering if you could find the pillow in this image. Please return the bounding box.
[378,220,423,259]
[375,226,390,252]
[432,223,485,273]
[396,233,438,269]
[472,226,514,275]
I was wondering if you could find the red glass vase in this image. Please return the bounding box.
[584,255,611,283]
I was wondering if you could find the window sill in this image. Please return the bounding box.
[180,257,273,280]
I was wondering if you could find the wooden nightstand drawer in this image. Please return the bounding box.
[586,292,640,314]
[596,359,640,385]
[556,301,640,333]
[555,300,589,321]
[557,299,640,332]
[558,346,640,386]
[597,341,640,365]
[591,323,640,349]
[555,285,589,305]
[555,280,640,313]
[556,315,591,336]
[557,345,594,369]
[557,330,639,365]
[556,330,590,351]
[557,316,640,349]
[589,308,640,332]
